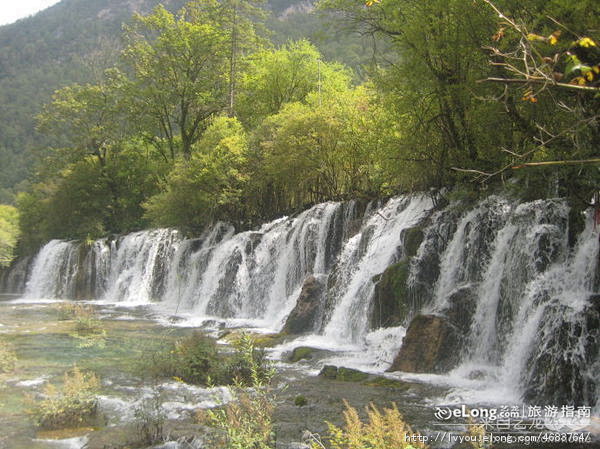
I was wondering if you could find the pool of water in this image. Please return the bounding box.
[0,297,235,449]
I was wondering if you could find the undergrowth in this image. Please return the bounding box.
[140,331,270,386]
[0,340,17,374]
[197,333,277,449]
[58,302,106,347]
[28,366,100,429]
[307,400,427,449]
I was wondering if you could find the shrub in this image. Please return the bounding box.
[294,395,308,407]
[29,366,100,429]
[0,341,17,373]
[310,400,427,449]
[134,391,166,446]
[141,332,271,386]
[58,303,106,348]
[199,334,276,449]
[141,332,220,384]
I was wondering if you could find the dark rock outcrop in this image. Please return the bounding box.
[523,295,599,406]
[401,226,424,259]
[369,261,410,329]
[282,275,326,334]
[387,314,462,374]
[318,365,369,382]
[444,284,478,335]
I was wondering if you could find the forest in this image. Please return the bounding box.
[2,0,599,258]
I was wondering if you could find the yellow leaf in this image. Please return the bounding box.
[527,33,545,42]
[577,37,597,48]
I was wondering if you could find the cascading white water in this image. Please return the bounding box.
[103,229,181,304]
[6,193,599,408]
[24,240,80,299]
[418,198,598,406]
[322,195,433,343]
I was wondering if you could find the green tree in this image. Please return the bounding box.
[247,84,394,215]
[121,5,229,160]
[0,205,19,267]
[237,40,351,126]
[144,116,250,232]
[189,0,269,116]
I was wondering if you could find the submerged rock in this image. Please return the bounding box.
[318,365,369,382]
[387,314,462,374]
[282,276,326,334]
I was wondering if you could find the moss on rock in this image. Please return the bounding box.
[288,346,316,363]
[370,261,410,329]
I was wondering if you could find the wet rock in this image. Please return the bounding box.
[282,276,326,334]
[73,243,93,300]
[288,347,316,362]
[402,226,424,258]
[524,296,599,406]
[387,314,462,374]
[370,261,410,329]
[85,421,213,449]
[318,365,339,380]
[245,232,263,255]
[444,284,478,334]
[318,365,369,382]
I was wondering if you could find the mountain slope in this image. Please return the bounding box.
[0,0,367,201]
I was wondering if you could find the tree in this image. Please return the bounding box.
[0,205,19,267]
[189,0,269,117]
[144,116,250,232]
[122,5,229,160]
[37,79,126,168]
[236,40,351,126]
[248,84,393,214]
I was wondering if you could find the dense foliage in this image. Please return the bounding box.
[7,0,600,252]
[0,0,366,202]
[0,205,19,266]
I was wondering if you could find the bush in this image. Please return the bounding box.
[134,391,166,446]
[29,366,100,429]
[310,400,427,449]
[58,302,106,348]
[142,332,220,385]
[0,341,17,373]
[199,334,276,449]
[141,332,271,386]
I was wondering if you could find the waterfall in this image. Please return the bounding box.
[321,195,433,342]
[416,198,598,406]
[4,193,598,408]
[24,240,80,299]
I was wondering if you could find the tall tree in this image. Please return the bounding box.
[189,0,268,117]
[122,5,229,159]
[237,40,351,126]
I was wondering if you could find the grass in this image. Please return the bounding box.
[309,400,427,449]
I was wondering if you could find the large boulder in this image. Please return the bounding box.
[401,226,424,259]
[387,314,462,374]
[370,261,410,329]
[444,284,478,335]
[523,295,599,406]
[282,275,326,334]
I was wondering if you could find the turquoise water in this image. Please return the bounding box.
[0,297,199,449]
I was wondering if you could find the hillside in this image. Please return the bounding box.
[0,0,366,202]
[0,0,185,201]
